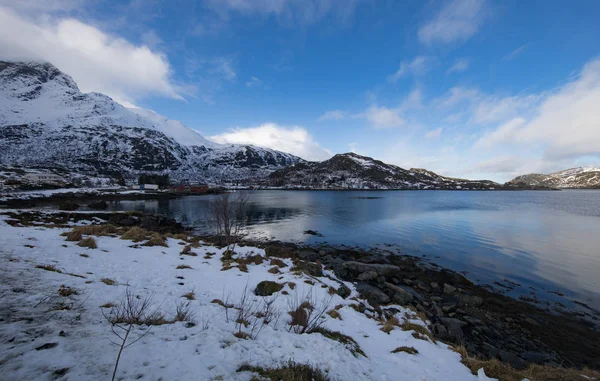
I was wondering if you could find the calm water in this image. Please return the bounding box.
[106,190,600,313]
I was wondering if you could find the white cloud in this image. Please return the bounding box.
[418,0,486,45]
[475,58,600,160]
[317,109,346,121]
[245,76,262,87]
[355,106,404,129]
[388,56,429,83]
[425,127,443,139]
[204,0,363,26]
[447,58,469,73]
[473,94,541,124]
[0,6,184,106]
[210,57,236,82]
[209,123,332,161]
[504,43,530,61]
[436,86,480,108]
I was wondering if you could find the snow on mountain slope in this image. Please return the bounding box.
[507,167,600,189]
[0,61,301,182]
[266,152,501,190]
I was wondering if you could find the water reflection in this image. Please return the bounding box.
[107,190,600,311]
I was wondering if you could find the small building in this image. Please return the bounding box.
[140,184,159,191]
[24,173,63,184]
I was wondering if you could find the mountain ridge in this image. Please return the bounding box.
[507,167,600,189]
[0,60,302,183]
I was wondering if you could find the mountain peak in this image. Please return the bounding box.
[0,60,79,94]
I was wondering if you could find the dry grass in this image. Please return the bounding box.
[173,233,188,240]
[237,360,330,381]
[65,229,82,241]
[176,264,192,270]
[454,345,600,381]
[180,245,197,256]
[121,226,149,242]
[380,316,400,334]
[79,253,89,258]
[58,285,78,297]
[392,346,419,355]
[36,264,62,273]
[326,309,342,320]
[287,282,296,290]
[77,237,97,249]
[233,331,251,340]
[401,321,436,343]
[100,302,117,308]
[182,291,196,300]
[269,258,287,268]
[268,266,280,274]
[101,278,116,286]
[143,233,168,247]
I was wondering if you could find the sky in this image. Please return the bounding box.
[1,0,600,182]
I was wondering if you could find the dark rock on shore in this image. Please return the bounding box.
[87,200,108,210]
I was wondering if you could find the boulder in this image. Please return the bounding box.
[87,200,108,210]
[297,250,320,262]
[456,294,483,307]
[355,283,390,306]
[291,261,323,277]
[254,281,284,296]
[357,271,378,281]
[443,284,457,295]
[336,284,351,299]
[383,282,414,305]
[342,261,400,278]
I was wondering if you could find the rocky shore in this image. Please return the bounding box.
[249,241,600,371]
[2,207,599,375]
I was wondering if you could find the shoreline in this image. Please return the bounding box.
[2,208,597,372]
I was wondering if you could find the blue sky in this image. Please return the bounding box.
[1,0,600,182]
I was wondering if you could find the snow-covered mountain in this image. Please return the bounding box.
[0,61,301,183]
[266,152,501,190]
[507,167,600,189]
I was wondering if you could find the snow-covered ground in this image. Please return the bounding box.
[0,212,495,381]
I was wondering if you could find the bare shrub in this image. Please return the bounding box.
[102,288,159,381]
[233,285,281,340]
[174,300,195,323]
[287,291,333,334]
[208,191,249,251]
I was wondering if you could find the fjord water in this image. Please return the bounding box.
[108,190,600,311]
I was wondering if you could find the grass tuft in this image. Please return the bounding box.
[100,302,117,308]
[182,291,196,300]
[310,327,366,358]
[392,346,419,355]
[401,321,436,343]
[79,253,89,258]
[237,360,330,381]
[77,237,97,249]
[36,264,62,273]
[143,233,168,247]
[65,230,82,241]
[177,264,192,270]
[101,278,116,286]
[58,285,78,297]
[121,226,149,242]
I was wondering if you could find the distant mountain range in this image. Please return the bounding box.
[265,152,501,190]
[507,167,600,189]
[1,60,597,190]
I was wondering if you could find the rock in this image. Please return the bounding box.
[457,294,483,306]
[35,342,58,350]
[521,351,554,364]
[336,284,351,299]
[434,324,448,339]
[357,271,378,281]
[498,350,526,369]
[357,256,391,265]
[254,281,284,296]
[463,315,482,325]
[303,230,323,236]
[265,245,296,259]
[118,218,135,226]
[291,261,323,277]
[297,250,320,262]
[341,261,400,278]
[440,318,466,342]
[384,282,414,305]
[58,201,79,211]
[355,283,390,306]
[430,282,439,289]
[443,284,457,295]
[87,200,108,210]
[522,317,540,327]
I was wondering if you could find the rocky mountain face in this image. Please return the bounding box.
[266,152,501,190]
[0,61,301,183]
[507,167,600,189]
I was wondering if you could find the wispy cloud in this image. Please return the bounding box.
[504,43,530,61]
[245,76,262,87]
[418,0,487,45]
[354,105,404,128]
[425,127,443,139]
[447,58,469,73]
[388,56,430,83]
[318,109,346,121]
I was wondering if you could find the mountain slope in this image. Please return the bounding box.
[0,61,301,182]
[507,167,600,189]
[266,153,501,190]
